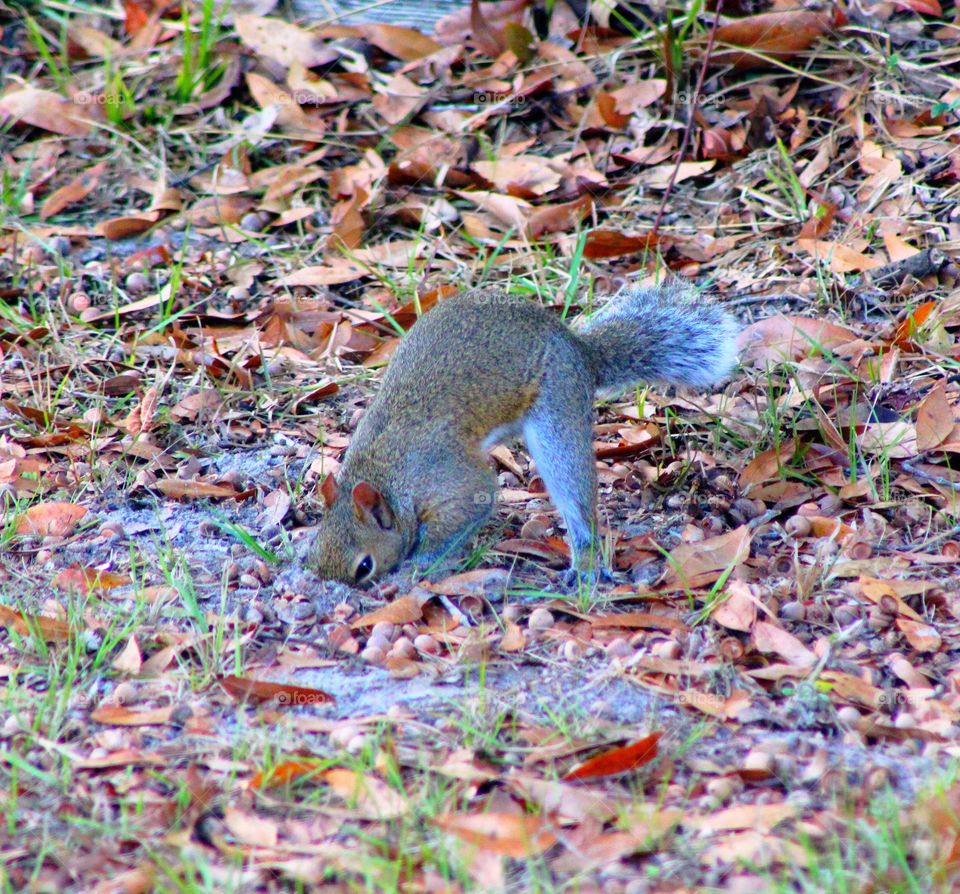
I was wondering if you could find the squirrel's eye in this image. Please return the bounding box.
[354,555,375,582]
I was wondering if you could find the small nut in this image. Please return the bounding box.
[361,646,385,665]
[414,634,439,655]
[528,608,554,630]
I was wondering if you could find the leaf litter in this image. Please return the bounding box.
[2,0,960,890]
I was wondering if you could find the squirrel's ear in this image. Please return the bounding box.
[320,473,338,507]
[352,481,394,530]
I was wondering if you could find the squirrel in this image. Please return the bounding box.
[310,281,738,585]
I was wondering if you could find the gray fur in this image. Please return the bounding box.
[576,281,738,394]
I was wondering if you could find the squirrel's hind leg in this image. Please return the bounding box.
[521,348,602,578]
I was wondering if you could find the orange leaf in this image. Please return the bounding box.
[564,732,662,781]
[40,161,108,220]
[436,812,557,857]
[0,604,71,642]
[350,594,425,629]
[251,759,322,789]
[893,301,937,347]
[55,567,131,593]
[90,705,173,726]
[16,501,87,536]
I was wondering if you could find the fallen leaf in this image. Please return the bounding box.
[16,502,87,536]
[916,386,954,452]
[436,812,557,857]
[324,768,409,819]
[90,705,173,726]
[218,675,335,706]
[40,161,108,219]
[712,580,757,632]
[235,15,337,68]
[752,621,817,668]
[351,594,426,628]
[661,526,752,589]
[0,604,72,642]
[0,87,93,136]
[564,732,662,781]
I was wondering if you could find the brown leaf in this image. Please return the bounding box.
[218,675,335,706]
[112,636,142,674]
[738,314,858,365]
[155,479,239,500]
[713,10,842,70]
[95,212,161,240]
[350,593,426,629]
[436,812,557,857]
[360,24,443,60]
[0,604,72,642]
[583,229,665,259]
[224,806,279,847]
[324,768,409,819]
[40,161,108,220]
[896,618,941,653]
[235,15,337,69]
[564,732,662,781]
[16,501,87,536]
[916,386,955,452]
[55,567,131,593]
[796,238,884,274]
[661,526,752,589]
[469,0,506,55]
[0,87,93,136]
[528,194,593,239]
[712,580,757,632]
[752,621,817,668]
[90,705,173,726]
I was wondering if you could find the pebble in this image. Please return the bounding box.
[226,285,250,302]
[100,521,126,540]
[111,681,138,706]
[125,271,149,293]
[367,633,392,653]
[414,634,439,655]
[329,724,358,749]
[652,639,682,660]
[371,622,397,642]
[240,212,265,232]
[780,600,805,621]
[606,638,632,660]
[706,776,738,800]
[243,605,263,624]
[502,604,522,623]
[361,646,385,665]
[528,608,554,630]
[836,706,861,726]
[743,750,773,773]
[390,637,416,660]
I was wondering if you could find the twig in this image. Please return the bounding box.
[651,2,724,237]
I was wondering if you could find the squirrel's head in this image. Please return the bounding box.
[310,474,406,585]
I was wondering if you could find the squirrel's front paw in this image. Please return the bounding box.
[561,565,613,590]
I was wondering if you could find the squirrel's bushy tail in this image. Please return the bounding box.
[576,281,738,393]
